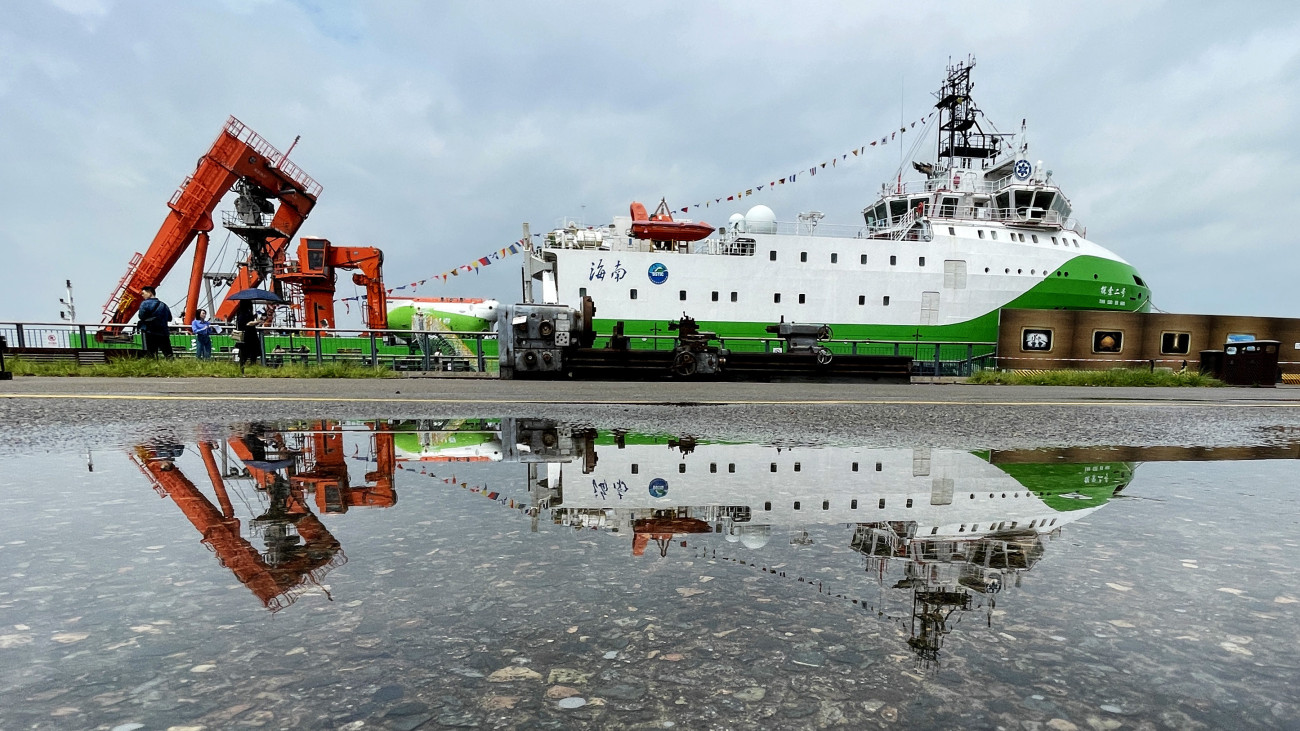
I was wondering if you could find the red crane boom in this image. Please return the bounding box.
[100,117,321,335]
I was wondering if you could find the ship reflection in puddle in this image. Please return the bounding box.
[129,420,1298,665]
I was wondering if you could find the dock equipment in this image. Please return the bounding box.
[99,117,321,339]
[498,298,912,382]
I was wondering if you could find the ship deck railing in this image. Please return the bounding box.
[879,175,1062,198]
[0,321,500,374]
[865,204,1083,240]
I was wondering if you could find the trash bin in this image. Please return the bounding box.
[1221,340,1280,387]
[1198,349,1224,378]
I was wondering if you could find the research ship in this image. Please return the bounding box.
[526,60,1150,347]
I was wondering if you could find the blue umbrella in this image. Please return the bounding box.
[228,288,285,304]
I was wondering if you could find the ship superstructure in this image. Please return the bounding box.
[526,60,1150,347]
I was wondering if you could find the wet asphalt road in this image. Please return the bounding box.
[3,377,1300,452]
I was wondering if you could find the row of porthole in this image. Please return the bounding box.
[647,461,890,474]
[956,226,1082,249]
[764,498,907,511]
[983,266,1048,276]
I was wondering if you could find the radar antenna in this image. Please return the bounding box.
[934,57,1007,170]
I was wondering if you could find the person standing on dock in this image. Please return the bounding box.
[190,309,218,360]
[137,286,174,358]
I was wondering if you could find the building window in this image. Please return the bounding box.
[1093,330,1124,354]
[773,293,781,303]
[1022,328,1053,352]
[630,289,637,300]
[918,256,926,266]
[1161,332,1191,355]
[858,295,865,305]
[830,253,838,264]
[800,252,808,263]
[882,296,890,306]
[798,293,806,304]
[730,291,738,302]
[890,255,897,265]
[860,254,868,264]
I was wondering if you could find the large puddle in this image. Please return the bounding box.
[2,419,1298,729]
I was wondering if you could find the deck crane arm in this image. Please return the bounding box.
[99,117,320,335]
[280,237,388,331]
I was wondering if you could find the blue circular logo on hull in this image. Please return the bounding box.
[648,478,669,498]
[647,262,669,285]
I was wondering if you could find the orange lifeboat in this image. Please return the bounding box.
[630,199,714,242]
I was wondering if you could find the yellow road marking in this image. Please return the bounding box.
[0,393,1297,407]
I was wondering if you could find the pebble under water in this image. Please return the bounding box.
[1,418,1297,730]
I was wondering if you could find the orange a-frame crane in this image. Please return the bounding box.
[131,441,344,612]
[99,117,321,336]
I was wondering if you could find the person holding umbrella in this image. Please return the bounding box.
[228,288,284,372]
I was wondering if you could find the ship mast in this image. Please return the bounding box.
[934,57,1004,171]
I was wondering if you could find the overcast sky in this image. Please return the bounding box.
[2,1,1297,326]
